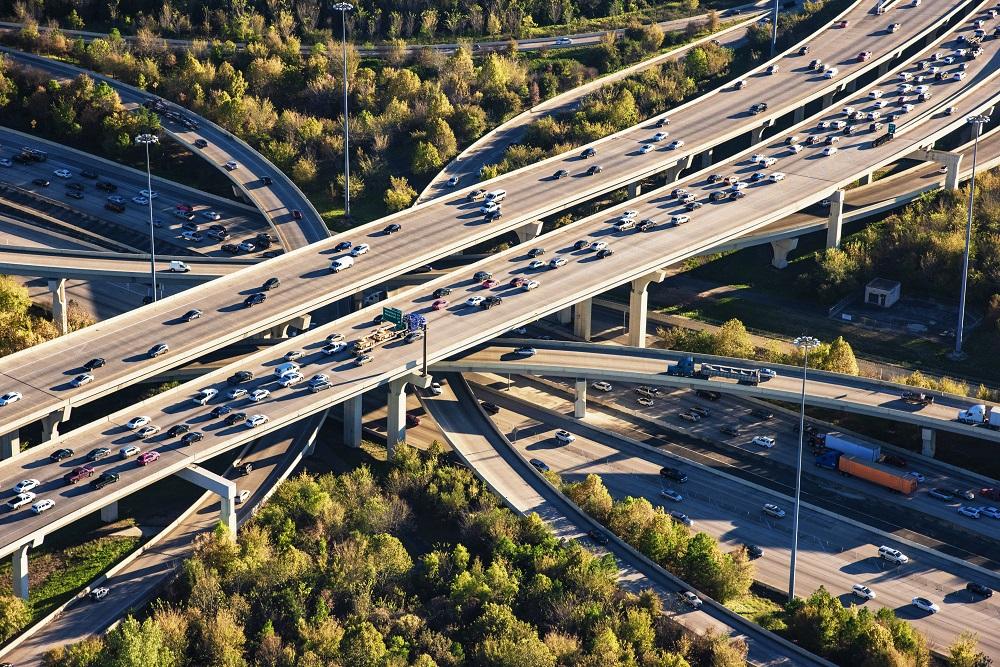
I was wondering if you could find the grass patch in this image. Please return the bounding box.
[728,591,788,633]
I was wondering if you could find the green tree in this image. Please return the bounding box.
[0,276,30,314]
[948,631,991,667]
[412,141,443,174]
[0,594,31,643]
[103,616,180,667]
[712,318,755,359]
[340,621,387,667]
[824,336,859,375]
[384,176,417,212]
[427,117,458,160]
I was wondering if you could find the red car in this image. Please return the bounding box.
[982,487,1000,501]
[482,279,499,289]
[837,19,849,28]
[138,451,160,466]
[406,413,421,427]
[858,50,872,61]
[175,203,193,212]
[432,299,448,310]
[509,277,526,288]
[291,209,303,220]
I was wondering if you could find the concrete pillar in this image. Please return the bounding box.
[826,189,845,249]
[574,379,587,418]
[177,465,237,535]
[664,163,683,182]
[351,292,364,312]
[515,221,544,244]
[627,181,642,198]
[908,149,962,191]
[343,395,362,447]
[555,307,572,325]
[877,60,890,76]
[845,78,857,94]
[628,270,667,348]
[1,430,20,459]
[921,428,936,457]
[385,373,434,458]
[793,106,805,124]
[48,278,67,335]
[770,238,799,269]
[821,91,835,108]
[13,543,29,600]
[573,298,592,341]
[699,149,714,169]
[750,125,766,144]
[40,405,71,444]
[858,172,872,186]
[100,501,118,523]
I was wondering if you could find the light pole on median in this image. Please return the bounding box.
[788,334,820,603]
[771,0,779,57]
[953,114,990,358]
[333,2,354,219]
[135,133,160,303]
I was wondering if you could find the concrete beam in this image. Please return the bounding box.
[627,181,642,198]
[100,501,118,523]
[13,543,28,600]
[921,428,936,457]
[343,395,362,447]
[515,221,544,244]
[628,270,668,348]
[1,430,19,460]
[826,189,845,249]
[574,378,587,418]
[908,149,962,191]
[40,405,71,444]
[770,237,799,269]
[48,278,67,335]
[303,409,328,457]
[573,298,592,341]
[176,465,236,535]
[386,373,434,458]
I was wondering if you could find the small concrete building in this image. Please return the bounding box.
[865,278,900,308]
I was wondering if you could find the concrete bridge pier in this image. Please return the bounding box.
[627,181,642,198]
[342,395,362,447]
[770,238,799,269]
[921,428,936,457]
[48,278,68,335]
[101,502,118,523]
[699,148,714,170]
[750,121,772,144]
[386,373,433,458]
[1,430,20,459]
[857,172,872,186]
[177,465,237,535]
[826,189,845,249]
[628,270,667,348]
[515,221,544,244]
[573,298,592,341]
[821,90,835,108]
[877,60,890,77]
[12,536,42,600]
[41,405,72,444]
[574,379,587,418]
[793,106,805,124]
[554,308,572,325]
[908,149,962,191]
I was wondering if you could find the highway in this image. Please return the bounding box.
[0,0,977,440]
[472,382,1000,658]
[0,3,996,563]
[422,374,824,666]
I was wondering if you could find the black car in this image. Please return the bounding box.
[485,209,502,221]
[182,222,199,232]
[334,241,352,251]
[32,178,50,187]
[87,447,111,461]
[659,467,688,483]
[96,181,117,192]
[685,201,702,211]
[207,229,229,241]
[262,250,283,258]
[148,343,169,358]
[432,287,452,298]
[83,357,106,370]
[743,544,763,560]
[228,370,254,385]
[728,190,745,200]
[262,277,280,291]
[180,432,204,446]
[798,45,810,55]
[90,472,120,490]
[167,424,191,438]
[211,405,233,418]
[573,240,590,251]
[80,169,98,179]
[528,248,545,257]
[655,117,668,127]
[553,169,569,179]
[383,223,402,235]
[221,243,240,254]
[707,174,723,183]
[244,292,266,308]
[194,138,208,148]
[966,582,993,598]
[751,409,773,420]
[481,295,503,309]
[182,309,202,322]
[481,401,500,415]
[225,412,248,426]
[254,234,273,249]
[596,248,614,259]
[882,454,907,468]
[720,424,741,436]
[66,190,84,200]
[587,529,610,545]
[749,102,768,114]
[209,224,226,233]
[696,389,721,401]
[67,182,85,191]
[581,147,596,158]
[586,165,603,175]
[262,176,273,186]
[50,448,74,462]
[710,191,727,202]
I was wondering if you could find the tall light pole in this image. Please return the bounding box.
[788,335,820,603]
[135,133,159,303]
[771,0,779,57]
[953,114,990,358]
[333,2,354,218]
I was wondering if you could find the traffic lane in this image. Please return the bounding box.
[0,216,104,250]
[0,249,251,280]
[485,392,1000,657]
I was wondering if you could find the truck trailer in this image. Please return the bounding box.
[817,452,917,494]
[956,404,1000,429]
[667,356,766,386]
[817,433,881,462]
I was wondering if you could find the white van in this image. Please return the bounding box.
[878,545,909,564]
[484,189,506,203]
[274,362,300,378]
[330,256,355,272]
[168,260,190,273]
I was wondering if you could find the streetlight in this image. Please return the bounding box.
[770,0,779,57]
[788,334,820,603]
[332,1,354,218]
[134,133,159,303]
[953,114,991,358]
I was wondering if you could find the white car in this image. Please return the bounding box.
[528,260,546,270]
[89,587,110,600]
[958,505,981,518]
[245,414,269,428]
[119,445,141,458]
[681,591,702,608]
[132,196,149,205]
[202,210,222,221]
[250,389,270,402]
[465,296,485,307]
[522,280,540,291]
[953,71,966,81]
[429,382,443,396]
[135,425,160,438]
[905,471,925,482]
[591,241,608,252]
[789,143,803,153]
[192,388,218,405]
[31,498,55,515]
[911,597,939,613]
[591,381,612,392]
[637,396,654,407]
[914,85,929,94]
[278,372,304,388]
[768,172,786,183]
[72,373,95,388]
[897,83,913,92]
[350,243,370,257]
[824,67,838,79]
[236,489,252,504]
[750,153,766,163]
[549,257,567,269]
[0,391,22,406]
[555,36,573,45]
[751,435,775,448]
[763,503,786,518]
[554,430,575,444]
[852,584,876,600]
[480,201,501,214]
[53,168,72,178]
[621,210,638,220]
[898,72,912,81]
[126,416,151,430]
[13,479,39,494]
[7,492,35,510]
[227,387,248,400]
[639,144,654,154]
[668,140,684,149]
[761,157,777,167]
[874,99,887,109]
[140,189,158,199]
[822,146,838,156]
[888,22,900,32]
[670,215,690,225]
[322,342,347,354]
[661,489,684,502]
[653,132,669,141]
[224,161,239,170]
[843,106,856,116]
[0,158,11,167]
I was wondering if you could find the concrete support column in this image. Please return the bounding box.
[921,428,936,457]
[351,292,364,312]
[770,238,799,269]
[793,106,805,124]
[858,172,872,186]
[908,148,962,191]
[48,278,68,335]
[627,181,642,198]
[40,405,71,444]
[1,430,20,460]
[13,543,29,600]
[845,78,857,94]
[386,373,433,458]
[821,91,835,108]
[100,501,118,523]
[664,163,683,183]
[343,395,362,447]
[750,125,766,144]
[877,60,890,76]
[555,307,572,325]
[628,270,667,348]
[574,379,587,418]
[826,189,845,249]
[177,465,237,535]
[699,148,714,169]
[515,221,544,244]
[573,298,592,341]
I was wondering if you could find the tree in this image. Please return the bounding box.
[948,631,992,667]
[0,276,30,314]
[290,156,317,185]
[427,117,458,160]
[103,616,180,667]
[340,621,387,667]
[562,474,613,522]
[412,141,443,174]
[824,336,859,375]
[0,594,30,642]
[712,318,755,359]
[384,176,417,212]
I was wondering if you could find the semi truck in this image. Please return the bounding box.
[956,404,1000,429]
[815,433,881,462]
[667,356,769,386]
[815,452,917,494]
[351,323,409,354]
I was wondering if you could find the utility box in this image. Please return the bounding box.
[864,278,900,308]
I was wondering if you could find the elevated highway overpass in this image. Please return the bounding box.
[0,0,980,450]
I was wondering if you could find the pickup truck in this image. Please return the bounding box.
[64,465,95,484]
[901,390,934,406]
